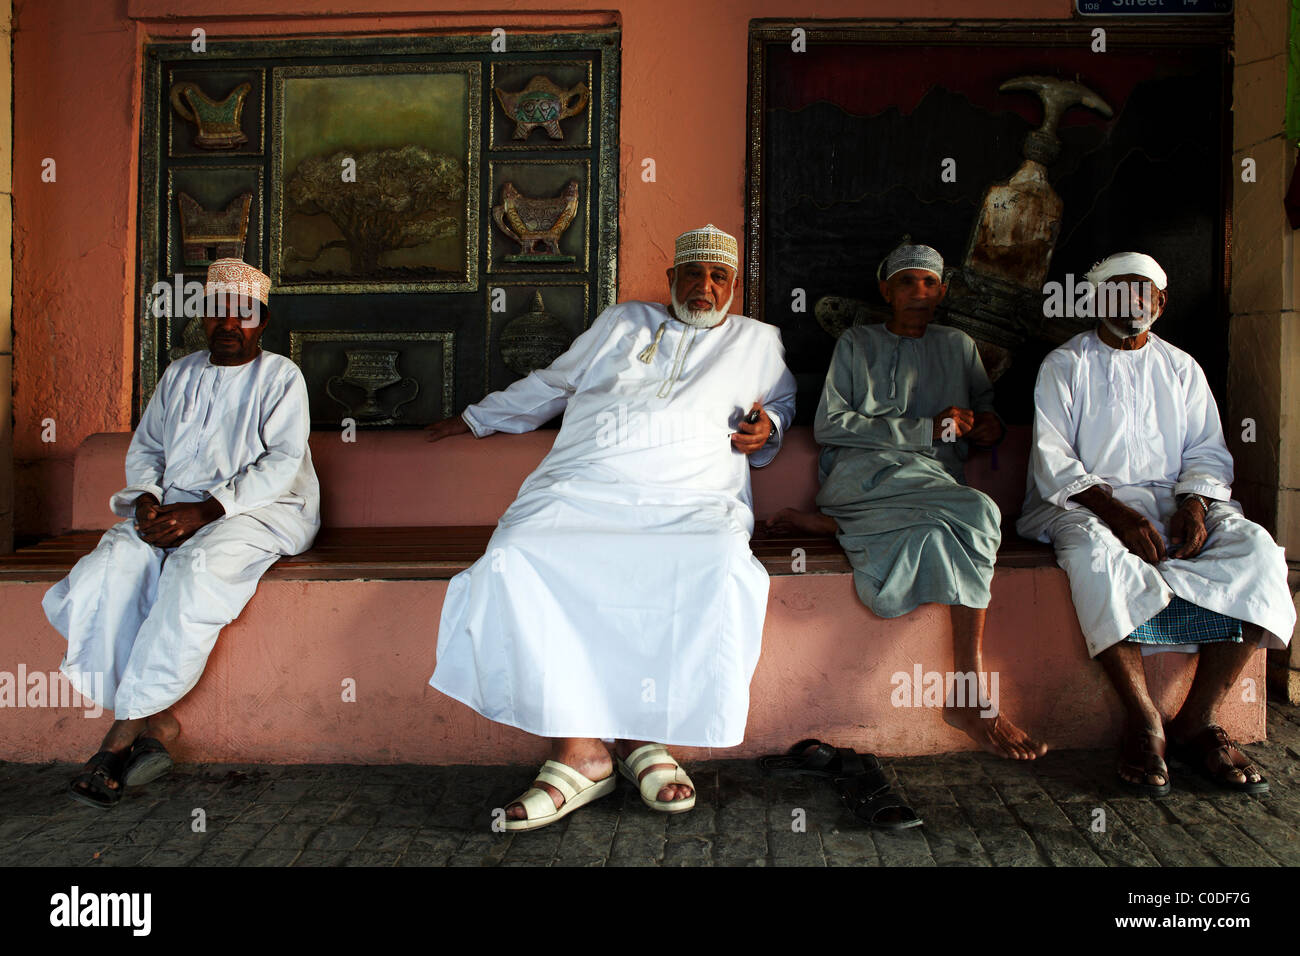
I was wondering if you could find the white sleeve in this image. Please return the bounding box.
[1174,359,1234,502]
[1029,353,1111,509]
[462,306,620,437]
[749,327,797,469]
[208,367,312,517]
[109,369,170,517]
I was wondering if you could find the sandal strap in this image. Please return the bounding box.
[624,744,674,777]
[535,759,594,801]
[515,787,560,820]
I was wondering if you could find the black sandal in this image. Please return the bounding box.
[67,749,128,810]
[756,738,862,777]
[1169,725,1268,795]
[122,736,174,787]
[1118,727,1172,798]
[834,753,924,830]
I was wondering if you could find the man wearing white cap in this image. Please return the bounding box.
[1018,251,1294,795]
[46,259,320,809]
[771,240,1046,761]
[425,225,796,829]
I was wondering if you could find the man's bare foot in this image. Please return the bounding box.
[614,740,694,803]
[504,739,612,821]
[765,508,838,536]
[943,707,1047,760]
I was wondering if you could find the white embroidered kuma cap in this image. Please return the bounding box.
[878,240,945,282]
[205,258,271,307]
[674,224,739,271]
[1084,251,1168,291]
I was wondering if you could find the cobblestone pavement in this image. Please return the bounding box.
[2,702,1298,867]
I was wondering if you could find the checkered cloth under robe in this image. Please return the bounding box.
[1126,596,1243,646]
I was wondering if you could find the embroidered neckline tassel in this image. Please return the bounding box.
[638,322,667,363]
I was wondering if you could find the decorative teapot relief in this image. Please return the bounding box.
[494,76,589,141]
[170,80,252,150]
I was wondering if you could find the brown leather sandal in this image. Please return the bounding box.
[1118,727,1171,797]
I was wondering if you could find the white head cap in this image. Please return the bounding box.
[1084,251,1167,291]
[674,224,739,271]
[878,241,945,282]
[205,258,271,306]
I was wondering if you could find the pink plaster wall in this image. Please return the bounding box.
[0,570,1265,764]
[11,0,1073,535]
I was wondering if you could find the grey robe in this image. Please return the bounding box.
[814,323,1001,618]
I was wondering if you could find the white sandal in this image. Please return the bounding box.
[503,759,616,832]
[616,744,696,813]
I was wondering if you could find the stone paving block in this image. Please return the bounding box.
[342,851,400,866]
[280,802,344,826]
[1159,795,1233,827]
[664,805,715,835]
[1036,775,1101,803]
[355,826,416,854]
[32,843,105,867]
[292,849,350,866]
[712,830,768,863]
[1237,817,1300,864]
[662,834,713,865]
[204,822,273,849]
[767,828,826,864]
[122,819,186,845]
[1108,797,1172,829]
[1136,824,1220,867]
[870,828,933,867]
[961,803,1020,830]
[1009,792,1075,830]
[95,844,157,866]
[190,846,251,866]
[306,824,368,852]
[232,802,291,825]
[991,778,1052,805]
[948,783,1003,807]
[1032,828,1107,867]
[969,827,1042,866]
[257,780,316,804]
[139,844,205,866]
[258,823,320,850]
[500,830,561,862]
[608,829,665,864]
[1185,823,1281,867]
[242,848,301,867]
[923,822,991,866]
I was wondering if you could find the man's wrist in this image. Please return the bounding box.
[1178,493,1210,517]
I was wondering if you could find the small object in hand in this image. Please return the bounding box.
[744,408,763,425]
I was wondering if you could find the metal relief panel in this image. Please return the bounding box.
[270,62,482,294]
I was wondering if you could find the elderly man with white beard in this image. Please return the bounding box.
[424,225,797,830]
[1017,251,1294,796]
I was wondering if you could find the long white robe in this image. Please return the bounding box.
[430,301,797,747]
[43,350,320,718]
[1016,329,1294,657]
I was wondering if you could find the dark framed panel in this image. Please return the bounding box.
[136,32,620,427]
[746,20,1232,424]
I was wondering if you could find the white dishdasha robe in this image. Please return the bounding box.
[430,301,797,747]
[43,349,320,718]
[1016,329,1294,657]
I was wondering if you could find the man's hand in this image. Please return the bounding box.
[135,498,225,549]
[967,411,1004,448]
[425,414,471,443]
[933,406,974,442]
[134,493,162,529]
[1169,497,1208,559]
[731,402,773,456]
[1071,486,1166,564]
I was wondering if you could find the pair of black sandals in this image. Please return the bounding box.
[67,737,174,810]
[758,739,923,830]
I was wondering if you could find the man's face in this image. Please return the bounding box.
[879,268,947,319]
[667,260,737,327]
[1095,272,1166,336]
[203,293,267,365]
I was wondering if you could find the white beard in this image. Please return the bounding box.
[671,285,733,329]
[1100,309,1158,341]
